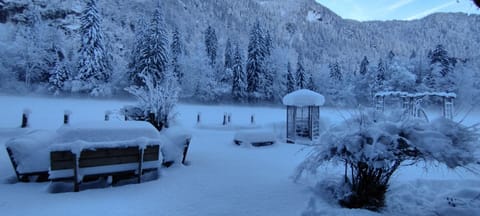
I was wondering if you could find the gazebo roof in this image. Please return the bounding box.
[282,89,325,107]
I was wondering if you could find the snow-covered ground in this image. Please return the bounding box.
[0,95,479,216]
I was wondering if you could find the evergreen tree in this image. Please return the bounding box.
[170,26,183,83]
[138,4,169,85]
[232,44,247,102]
[329,61,343,82]
[128,17,148,86]
[307,74,316,91]
[296,55,307,89]
[76,0,112,95]
[427,44,456,92]
[286,62,296,93]
[49,60,71,96]
[429,44,452,77]
[246,21,266,101]
[371,58,386,94]
[222,38,234,84]
[205,25,218,67]
[359,56,369,76]
[264,30,272,57]
[387,50,395,62]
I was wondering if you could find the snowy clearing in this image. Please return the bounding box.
[0,95,479,216]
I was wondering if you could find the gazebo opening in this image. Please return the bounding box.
[283,89,325,144]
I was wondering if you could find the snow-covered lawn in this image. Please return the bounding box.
[0,95,479,215]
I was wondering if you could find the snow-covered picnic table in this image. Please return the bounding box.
[5,121,191,186]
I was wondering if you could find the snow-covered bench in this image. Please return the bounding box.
[6,130,56,182]
[48,121,163,192]
[233,130,276,147]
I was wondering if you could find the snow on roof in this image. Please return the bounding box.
[375,91,457,98]
[282,89,325,106]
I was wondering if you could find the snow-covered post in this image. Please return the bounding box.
[182,138,191,165]
[197,112,201,124]
[104,110,111,121]
[64,110,71,125]
[250,114,255,125]
[21,109,31,128]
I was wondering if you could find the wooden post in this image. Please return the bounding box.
[124,109,128,121]
[21,109,30,128]
[227,113,231,124]
[104,110,111,121]
[182,138,191,165]
[137,148,144,184]
[73,154,79,192]
[197,112,201,124]
[251,114,255,125]
[64,110,71,125]
[222,113,227,126]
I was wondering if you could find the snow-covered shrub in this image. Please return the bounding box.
[295,110,479,211]
[125,71,179,131]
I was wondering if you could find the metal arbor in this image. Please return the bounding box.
[374,91,456,121]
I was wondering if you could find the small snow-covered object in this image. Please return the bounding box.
[282,89,325,107]
[233,130,276,147]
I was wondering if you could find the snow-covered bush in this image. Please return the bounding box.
[295,110,479,211]
[125,71,179,131]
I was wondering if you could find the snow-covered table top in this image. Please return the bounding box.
[234,130,276,146]
[282,89,325,107]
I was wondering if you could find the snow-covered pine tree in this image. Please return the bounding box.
[246,20,266,102]
[76,0,112,96]
[287,62,296,93]
[296,55,307,89]
[128,17,148,86]
[329,61,343,82]
[232,44,247,102]
[205,25,218,67]
[428,44,456,92]
[371,58,386,95]
[359,56,369,76]
[387,50,395,62]
[221,38,234,86]
[138,3,169,85]
[49,59,71,96]
[170,26,183,83]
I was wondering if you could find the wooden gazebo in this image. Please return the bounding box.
[282,89,325,144]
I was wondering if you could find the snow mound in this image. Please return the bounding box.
[282,89,325,107]
[5,129,57,173]
[159,126,192,163]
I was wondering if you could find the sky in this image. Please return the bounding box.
[315,0,480,21]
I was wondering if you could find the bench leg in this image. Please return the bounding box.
[137,149,144,184]
[73,154,80,192]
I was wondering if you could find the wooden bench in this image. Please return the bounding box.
[6,147,49,182]
[49,144,160,192]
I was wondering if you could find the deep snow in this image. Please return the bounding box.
[0,95,479,216]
